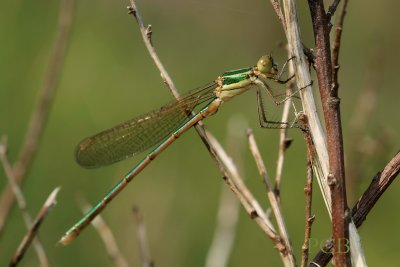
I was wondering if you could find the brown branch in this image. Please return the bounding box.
[307,0,349,265]
[0,0,75,234]
[9,187,60,267]
[79,199,130,267]
[331,0,349,94]
[127,0,178,98]
[352,151,400,227]
[326,0,341,23]
[298,115,315,267]
[310,151,400,266]
[132,207,154,267]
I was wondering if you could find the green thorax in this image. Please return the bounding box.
[222,67,253,86]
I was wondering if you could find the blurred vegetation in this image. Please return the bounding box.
[0,0,399,266]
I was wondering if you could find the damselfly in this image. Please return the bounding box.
[59,54,297,245]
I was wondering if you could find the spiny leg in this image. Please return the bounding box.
[256,89,291,129]
[256,78,311,106]
[275,56,295,81]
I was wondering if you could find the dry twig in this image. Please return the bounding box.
[0,138,51,267]
[298,115,315,267]
[205,130,296,267]
[247,129,295,266]
[0,0,75,234]
[269,0,286,29]
[9,188,60,267]
[127,0,219,154]
[332,0,349,94]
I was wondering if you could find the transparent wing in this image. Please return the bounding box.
[76,83,217,168]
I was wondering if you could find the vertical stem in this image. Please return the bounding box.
[299,115,315,267]
[307,1,349,265]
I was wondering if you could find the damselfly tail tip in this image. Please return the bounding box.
[58,231,78,246]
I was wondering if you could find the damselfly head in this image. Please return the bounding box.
[257,55,278,77]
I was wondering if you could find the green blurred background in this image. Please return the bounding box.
[1,0,399,266]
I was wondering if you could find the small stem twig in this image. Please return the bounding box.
[351,151,400,226]
[311,151,400,266]
[127,0,230,189]
[205,130,296,266]
[332,0,349,94]
[247,129,295,267]
[298,115,315,267]
[0,138,52,267]
[132,206,154,267]
[205,130,276,235]
[0,0,75,234]
[326,0,341,23]
[79,199,130,267]
[127,0,178,97]
[9,187,60,267]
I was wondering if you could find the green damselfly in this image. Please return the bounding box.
[59,55,297,245]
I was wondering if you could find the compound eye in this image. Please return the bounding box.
[257,55,277,75]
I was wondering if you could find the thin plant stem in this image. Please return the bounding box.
[0,138,52,267]
[126,0,232,202]
[247,129,296,267]
[307,0,351,264]
[269,0,286,29]
[8,188,60,267]
[0,0,75,234]
[205,130,296,267]
[298,115,315,267]
[332,0,349,94]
